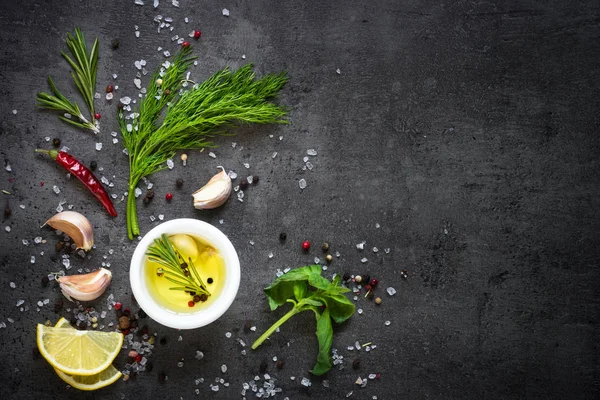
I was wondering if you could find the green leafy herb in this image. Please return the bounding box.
[119,45,288,239]
[62,28,99,121]
[146,234,210,296]
[251,265,355,375]
[36,28,99,133]
[36,77,98,133]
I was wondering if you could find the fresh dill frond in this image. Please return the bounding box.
[119,46,289,239]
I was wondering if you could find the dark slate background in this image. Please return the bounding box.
[1,1,599,399]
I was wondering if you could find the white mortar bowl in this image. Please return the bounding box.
[130,218,240,329]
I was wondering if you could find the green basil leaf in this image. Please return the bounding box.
[311,308,333,376]
[301,298,323,308]
[308,272,331,290]
[321,294,356,324]
[264,266,321,310]
[265,281,304,310]
[294,283,307,301]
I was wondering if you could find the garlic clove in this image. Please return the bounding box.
[57,268,112,302]
[192,166,232,209]
[45,211,94,251]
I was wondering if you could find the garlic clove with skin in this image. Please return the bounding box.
[57,268,112,302]
[192,166,232,209]
[45,211,94,251]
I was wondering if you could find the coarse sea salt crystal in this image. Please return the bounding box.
[16,300,25,307]
[52,185,60,194]
[134,79,142,89]
[243,163,250,169]
[228,171,237,179]
[113,138,119,144]
[31,256,35,264]
[5,226,11,232]
[307,149,317,156]
[386,287,397,296]
[4,163,11,172]
[34,236,42,244]
[268,251,273,259]
[356,241,365,250]
[225,332,232,338]
[106,92,114,100]
[120,96,132,105]
[172,0,179,7]
[166,159,174,169]
[195,351,204,360]
[384,320,391,326]
[158,214,164,220]
[299,178,307,189]
[208,152,216,158]
[221,364,227,373]
[222,8,229,16]
[272,152,277,158]
[134,188,143,197]
[336,69,342,75]
[63,258,71,269]
[12,109,17,114]
[9,282,15,289]
[134,0,144,5]
[301,377,311,387]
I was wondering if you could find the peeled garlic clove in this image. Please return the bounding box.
[57,268,112,302]
[192,166,232,209]
[45,211,94,251]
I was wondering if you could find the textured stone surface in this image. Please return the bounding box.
[1,1,599,399]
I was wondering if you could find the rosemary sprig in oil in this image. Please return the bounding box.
[146,234,211,297]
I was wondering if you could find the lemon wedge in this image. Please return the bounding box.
[49,318,123,390]
[37,323,123,376]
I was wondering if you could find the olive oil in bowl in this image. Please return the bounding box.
[144,234,226,313]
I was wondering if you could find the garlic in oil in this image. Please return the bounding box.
[45,211,94,251]
[192,166,232,209]
[57,268,112,302]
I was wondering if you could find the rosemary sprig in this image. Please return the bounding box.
[119,45,288,239]
[36,77,98,132]
[146,234,211,296]
[62,28,99,121]
[36,28,99,133]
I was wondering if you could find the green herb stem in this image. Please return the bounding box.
[251,306,301,350]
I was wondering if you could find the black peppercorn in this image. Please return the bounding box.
[253,175,259,184]
[138,309,147,318]
[180,262,188,269]
[342,272,351,281]
[160,337,167,345]
[243,321,252,333]
[183,269,190,277]
[146,189,155,199]
[322,242,329,252]
[41,276,49,287]
[158,371,166,383]
[89,160,97,170]
[143,197,150,205]
[207,277,213,284]
[363,275,371,285]
[199,293,208,302]
[259,360,268,374]
[111,38,120,50]
[276,360,284,370]
[352,359,361,369]
[239,179,248,190]
[176,178,183,188]
[193,295,201,303]
[279,232,286,241]
[52,138,61,148]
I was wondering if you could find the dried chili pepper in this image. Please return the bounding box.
[35,149,117,216]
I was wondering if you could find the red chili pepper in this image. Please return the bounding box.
[35,149,117,217]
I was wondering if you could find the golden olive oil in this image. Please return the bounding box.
[145,234,226,313]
